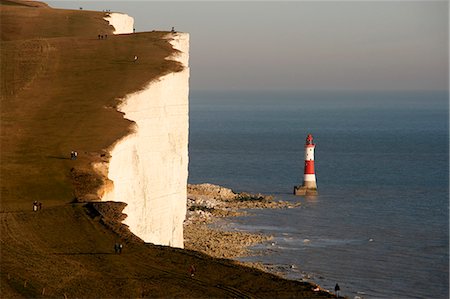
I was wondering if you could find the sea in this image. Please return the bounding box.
[187,90,449,299]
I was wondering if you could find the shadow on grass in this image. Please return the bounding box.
[111,59,138,64]
[52,252,115,255]
[46,155,71,160]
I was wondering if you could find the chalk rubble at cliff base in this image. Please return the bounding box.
[184,183,300,259]
[185,184,333,293]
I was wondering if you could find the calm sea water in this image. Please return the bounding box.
[188,90,449,299]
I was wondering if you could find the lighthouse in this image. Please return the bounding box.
[294,134,318,195]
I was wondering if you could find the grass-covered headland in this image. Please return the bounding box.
[0,1,334,297]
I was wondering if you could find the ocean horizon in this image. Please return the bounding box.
[188,89,449,298]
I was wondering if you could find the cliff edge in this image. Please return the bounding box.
[102,27,189,247]
[0,2,334,298]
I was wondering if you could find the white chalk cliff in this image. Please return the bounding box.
[102,15,189,248]
[104,13,134,34]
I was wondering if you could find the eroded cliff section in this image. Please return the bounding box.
[104,12,134,34]
[101,15,189,248]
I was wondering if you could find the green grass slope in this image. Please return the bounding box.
[0,1,335,298]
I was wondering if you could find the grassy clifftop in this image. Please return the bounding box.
[1,0,180,209]
[0,1,334,298]
[1,0,107,40]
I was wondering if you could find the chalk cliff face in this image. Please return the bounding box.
[104,13,134,34]
[103,15,189,248]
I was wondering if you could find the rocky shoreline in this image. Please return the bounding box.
[184,183,300,260]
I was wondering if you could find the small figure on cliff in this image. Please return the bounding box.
[114,243,119,254]
[189,264,196,277]
[133,55,138,62]
[171,27,176,33]
[33,201,38,212]
[133,28,136,33]
[70,151,78,160]
[119,243,123,254]
[38,201,42,211]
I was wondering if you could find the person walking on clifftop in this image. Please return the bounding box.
[189,264,196,277]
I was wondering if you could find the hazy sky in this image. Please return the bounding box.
[47,1,448,92]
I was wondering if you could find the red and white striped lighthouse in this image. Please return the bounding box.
[303,134,317,189]
[294,134,318,195]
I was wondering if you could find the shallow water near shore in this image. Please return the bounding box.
[188,90,449,299]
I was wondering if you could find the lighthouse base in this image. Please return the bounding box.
[293,185,318,196]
